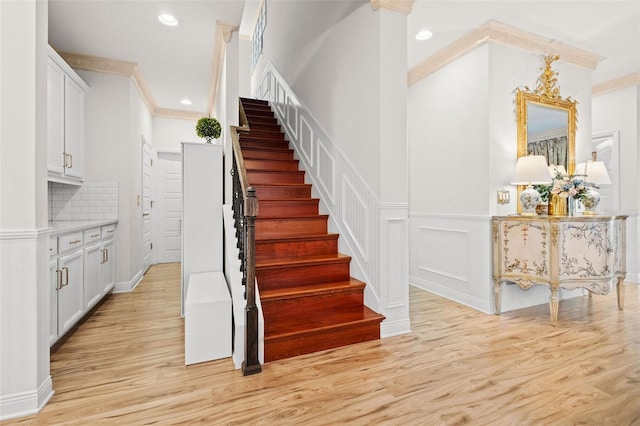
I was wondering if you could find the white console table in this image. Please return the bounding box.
[492,215,627,325]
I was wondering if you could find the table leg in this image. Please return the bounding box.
[494,279,502,314]
[616,277,625,310]
[549,286,559,326]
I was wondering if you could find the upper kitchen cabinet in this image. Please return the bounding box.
[47,46,88,185]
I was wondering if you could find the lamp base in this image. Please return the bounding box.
[520,185,542,216]
[582,188,600,216]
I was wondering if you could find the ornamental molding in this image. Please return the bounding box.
[408,20,604,86]
[592,72,640,96]
[370,0,414,15]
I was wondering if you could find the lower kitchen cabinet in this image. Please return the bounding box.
[56,248,84,337]
[50,221,117,347]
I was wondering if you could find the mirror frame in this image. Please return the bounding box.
[515,55,577,212]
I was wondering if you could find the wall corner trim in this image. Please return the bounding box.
[408,20,604,86]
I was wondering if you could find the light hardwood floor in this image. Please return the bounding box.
[4,263,640,425]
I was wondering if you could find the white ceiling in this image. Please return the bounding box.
[48,0,640,117]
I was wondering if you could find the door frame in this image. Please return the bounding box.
[591,130,620,212]
[141,136,155,273]
[153,149,183,264]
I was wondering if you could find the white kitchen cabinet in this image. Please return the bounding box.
[47,46,87,185]
[49,257,59,346]
[101,237,115,294]
[57,248,84,336]
[84,242,102,310]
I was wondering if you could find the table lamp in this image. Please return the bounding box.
[511,155,552,216]
[575,161,611,215]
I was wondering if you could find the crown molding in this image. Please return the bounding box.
[59,51,206,121]
[370,0,414,15]
[592,72,640,96]
[154,108,204,121]
[208,20,238,116]
[408,20,604,86]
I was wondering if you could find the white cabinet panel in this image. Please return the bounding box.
[49,258,60,346]
[57,248,84,336]
[84,243,102,310]
[101,238,115,294]
[47,60,65,175]
[63,75,84,180]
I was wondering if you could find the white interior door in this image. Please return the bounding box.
[154,151,183,264]
[142,140,153,273]
[592,131,619,213]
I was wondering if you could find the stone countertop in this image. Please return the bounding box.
[49,219,118,236]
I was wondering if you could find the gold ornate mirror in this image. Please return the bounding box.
[515,55,577,212]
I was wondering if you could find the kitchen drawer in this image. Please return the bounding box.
[101,224,116,239]
[50,237,58,257]
[84,227,101,244]
[58,231,83,253]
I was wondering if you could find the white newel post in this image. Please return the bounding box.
[0,0,54,420]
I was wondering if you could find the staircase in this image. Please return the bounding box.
[239,97,385,362]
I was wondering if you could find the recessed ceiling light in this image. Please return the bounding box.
[158,14,178,26]
[416,29,433,41]
[180,99,192,106]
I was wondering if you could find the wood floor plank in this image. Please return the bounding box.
[3,262,639,425]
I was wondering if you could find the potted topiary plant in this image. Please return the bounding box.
[195,116,221,143]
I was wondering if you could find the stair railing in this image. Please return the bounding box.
[231,101,261,376]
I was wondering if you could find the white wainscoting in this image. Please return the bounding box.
[255,62,410,337]
[409,214,589,314]
[0,229,54,421]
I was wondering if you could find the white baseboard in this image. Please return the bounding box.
[0,376,53,421]
[113,269,143,293]
[381,318,411,338]
[625,274,640,284]
[411,277,493,314]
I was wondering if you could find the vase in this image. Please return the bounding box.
[568,197,575,216]
[549,194,567,216]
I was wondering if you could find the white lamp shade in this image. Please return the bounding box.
[549,164,567,177]
[577,161,611,185]
[511,155,552,185]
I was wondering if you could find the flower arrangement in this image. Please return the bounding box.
[550,170,596,202]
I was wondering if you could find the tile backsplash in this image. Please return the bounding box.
[49,181,118,221]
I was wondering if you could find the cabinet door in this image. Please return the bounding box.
[49,258,60,346]
[63,76,84,180]
[47,60,65,175]
[84,243,102,310]
[58,249,84,335]
[101,239,115,294]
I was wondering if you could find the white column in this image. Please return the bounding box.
[0,0,53,420]
[374,6,411,336]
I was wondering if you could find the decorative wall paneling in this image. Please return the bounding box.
[409,214,586,314]
[0,229,53,420]
[256,62,410,336]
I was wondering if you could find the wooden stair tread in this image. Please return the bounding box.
[260,278,365,301]
[256,232,337,243]
[264,305,384,340]
[256,253,350,269]
[256,214,328,220]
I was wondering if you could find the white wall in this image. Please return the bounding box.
[593,85,640,282]
[152,117,198,151]
[409,43,595,313]
[0,0,52,420]
[252,1,384,198]
[77,70,152,288]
